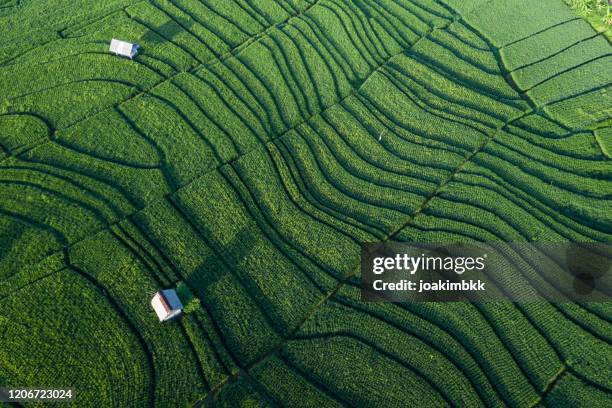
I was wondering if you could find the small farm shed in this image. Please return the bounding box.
[109,39,139,59]
[151,289,183,322]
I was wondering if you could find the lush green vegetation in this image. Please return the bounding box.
[0,0,610,406]
[566,0,612,37]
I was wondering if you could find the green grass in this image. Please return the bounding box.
[0,0,611,406]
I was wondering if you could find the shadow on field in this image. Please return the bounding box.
[142,17,195,44]
[185,227,257,297]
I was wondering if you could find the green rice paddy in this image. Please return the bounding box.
[0,0,610,406]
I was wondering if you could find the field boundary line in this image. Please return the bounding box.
[0,0,327,165]
[529,365,567,407]
[1,15,457,283]
[194,83,533,408]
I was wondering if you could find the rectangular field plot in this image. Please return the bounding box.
[500,18,599,72]
[462,0,577,47]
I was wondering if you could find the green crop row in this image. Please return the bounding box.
[0,0,137,49]
[124,1,220,65]
[279,128,411,234]
[0,252,64,297]
[500,18,597,71]
[526,55,611,106]
[0,53,160,131]
[1,0,611,405]
[0,269,150,407]
[470,140,612,235]
[512,36,610,91]
[505,114,605,160]
[208,374,272,407]
[431,168,611,242]
[172,169,326,339]
[0,113,49,158]
[357,70,492,154]
[295,301,494,406]
[131,197,278,366]
[283,335,448,406]
[230,143,359,281]
[545,373,612,407]
[595,126,612,158]
[337,96,466,174]
[409,29,525,105]
[395,198,612,390]
[462,0,578,47]
[383,56,519,131]
[543,85,612,129]
[0,136,167,277]
[328,284,562,405]
[490,127,612,179]
[68,230,208,406]
[250,355,343,407]
[0,0,474,279]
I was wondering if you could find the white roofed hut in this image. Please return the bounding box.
[151,289,183,322]
[109,39,139,59]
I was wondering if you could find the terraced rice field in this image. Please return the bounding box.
[0,0,611,406]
